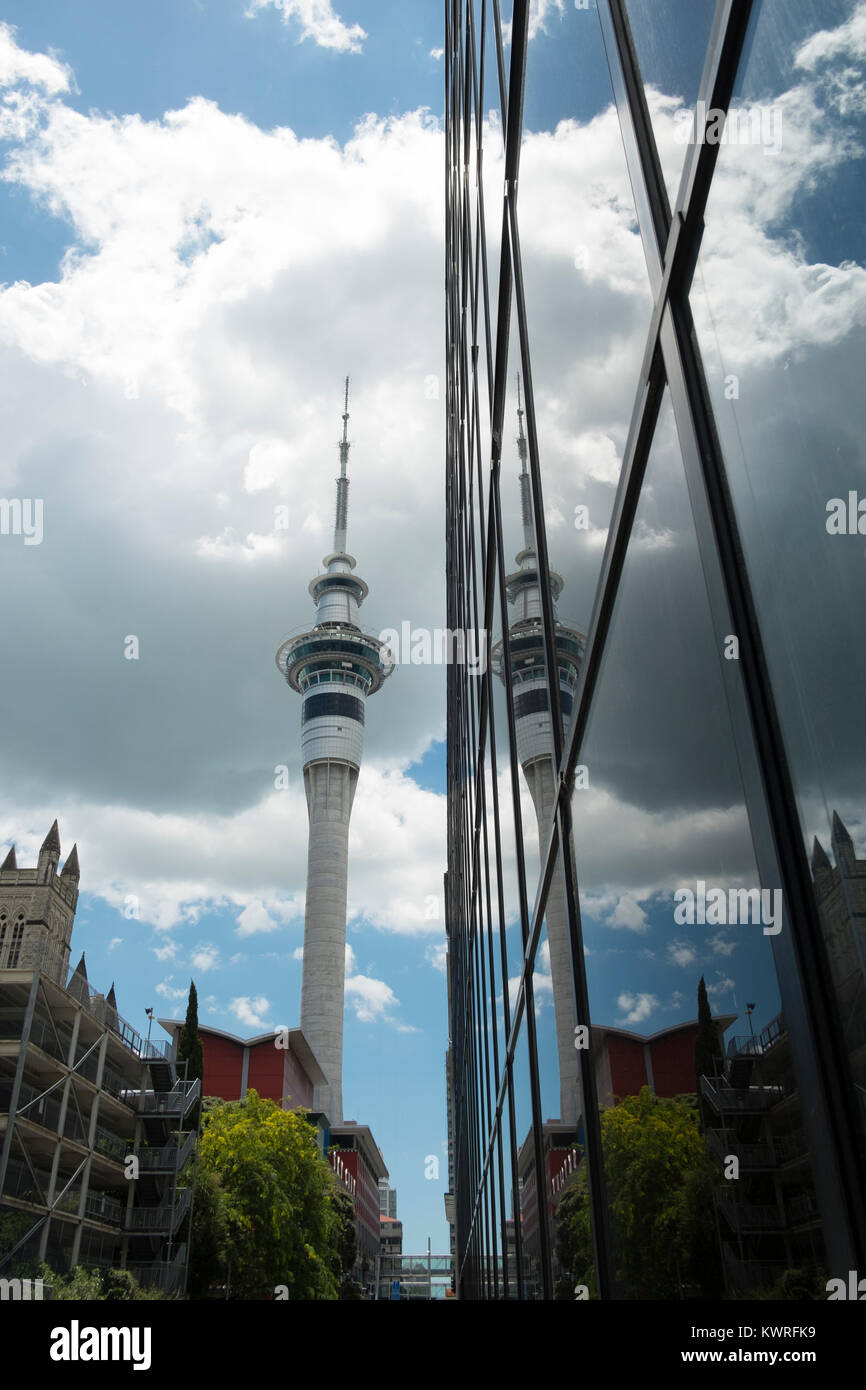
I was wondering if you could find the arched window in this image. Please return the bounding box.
[6,914,25,968]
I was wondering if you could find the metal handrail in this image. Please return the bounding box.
[726,1034,763,1057]
[700,1075,779,1111]
[84,1191,124,1226]
[128,1244,188,1293]
[722,1242,786,1292]
[716,1191,783,1230]
[137,1130,197,1172]
[127,1183,193,1232]
[706,1128,776,1168]
[130,1078,201,1115]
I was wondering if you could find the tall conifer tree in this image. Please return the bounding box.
[695,975,723,1130]
[178,980,204,1085]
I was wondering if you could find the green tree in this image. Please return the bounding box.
[339,1276,365,1301]
[330,1186,362,1298]
[187,1167,230,1298]
[99,1267,165,1300]
[555,1088,721,1298]
[555,1177,594,1297]
[40,1263,163,1300]
[751,1267,827,1300]
[695,974,725,1131]
[678,1143,724,1298]
[177,980,204,1086]
[197,1090,342,1300]
[331,1187,356,1271]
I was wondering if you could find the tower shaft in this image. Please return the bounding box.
[299,760,358,1122]
[523,759,580,1126]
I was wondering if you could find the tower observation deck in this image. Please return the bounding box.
[492,383,586,1126]
[276,380,393,1124]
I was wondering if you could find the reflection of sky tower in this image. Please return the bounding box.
[276,380,393,1124]
[494,381,586,1125]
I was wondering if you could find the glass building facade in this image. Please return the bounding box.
[445,0,866,1299]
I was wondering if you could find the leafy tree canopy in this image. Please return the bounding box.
[196,1090,346,1300]
[555,1087,722,1299]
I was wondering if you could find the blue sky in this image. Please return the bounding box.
[0,0,460,1255]
[1,0,863,1261]
[0,0,446,286]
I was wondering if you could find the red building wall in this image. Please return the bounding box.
[607,1035,647,1101]
[247,1040,284,1102]
[199,1032,316,1110]
[202,1034,244,1101]
[332,1149,380,1246]
[522,1171,538,1241]
[648,1028,697,1097]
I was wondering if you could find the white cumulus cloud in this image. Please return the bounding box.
[607,894,648,932]
[246,0,366,53]
[667,941,697,969]
[425,941,447,972]
[190,943,220,972]
[228,994,271,1030]
[616,991,658,1025]
[0,21,72,94]
[155,975,188,1001]
[344,973,398,1023]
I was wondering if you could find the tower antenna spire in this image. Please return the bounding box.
[516,372,527,467]
[334,375,351,553]
[516,374,533,551]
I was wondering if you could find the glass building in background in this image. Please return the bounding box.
[444,0,866,1299]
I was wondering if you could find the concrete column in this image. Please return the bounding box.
[300,759,359,1123]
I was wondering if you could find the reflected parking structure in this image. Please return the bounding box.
[444,0,866,1301]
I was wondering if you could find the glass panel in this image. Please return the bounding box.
[533,913,583,1298]
[480,0,506,287]
[571,390,828,1298]
[485,0,507,132]
[518,1,654,664]
[493,333,590,980]
[479,747,509,1074]
[471,917,492,1167]
[535,921,565,1124]
[492,557,532,989]
[495,1104,517,1297]
[690,0,866,1162]
[511,1018,539,1297]
[486,1164,500,1298]
[534,862,581,1132]
[624,0,718,206]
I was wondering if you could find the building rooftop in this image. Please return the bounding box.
[157,1018,326,1086]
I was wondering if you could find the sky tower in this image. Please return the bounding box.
[276,380,393,1125]
[493,381,586,1126]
